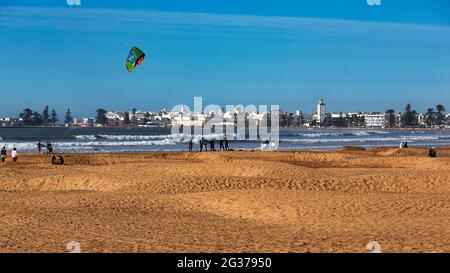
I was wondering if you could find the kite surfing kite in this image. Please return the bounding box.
[126,46,146,73]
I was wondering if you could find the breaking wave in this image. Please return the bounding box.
[280,131,389,138]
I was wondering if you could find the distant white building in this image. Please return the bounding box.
[73,118,94,127]
[364,112,385,127]
[316,99,326,125]
[331,112,343,119]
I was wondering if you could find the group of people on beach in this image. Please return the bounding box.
[1,146,18,163]
[188,137,230,152]
[0,141,55,163]
[36,140,54,155]
[0,141,60,164]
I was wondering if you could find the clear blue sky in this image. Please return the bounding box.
[1,0,449,117]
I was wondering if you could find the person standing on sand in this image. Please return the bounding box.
[188,139,193,152]
[1,146,6,162]
[219,139,225,151]
[224,137,229,151]
[210,139,216,151]
[203,139,208,152]
[37,141,42,154]
[199,138,204,152]
[11,148,18,162]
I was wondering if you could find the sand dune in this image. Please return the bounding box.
[0,147,449,252]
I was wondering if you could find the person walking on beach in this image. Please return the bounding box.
[199,138,204,152]
[37,140,42,154]
[210,139,216,151]
[11,148,18,162]
[219,139,225,151]
[188,139,193,152]
[1,146,6,163]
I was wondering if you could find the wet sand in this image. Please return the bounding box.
[0,147,449,253]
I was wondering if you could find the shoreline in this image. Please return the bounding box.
[8,145,450,157]
[281,126,450,131]
[1,126,449,131]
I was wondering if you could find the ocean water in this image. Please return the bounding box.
[0,127,449,153]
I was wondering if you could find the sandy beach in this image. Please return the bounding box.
[0,147,449,253]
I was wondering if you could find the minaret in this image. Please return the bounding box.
[317,98,326,125]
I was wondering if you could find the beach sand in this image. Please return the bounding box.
[0,147,449,253]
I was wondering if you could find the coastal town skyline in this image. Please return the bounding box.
[0,97,448,119]
[1,98,448,130]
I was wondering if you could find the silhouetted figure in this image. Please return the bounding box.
[210,139,216,151]
[11,148,18,162]
[203,139,208,152]
[188,139,193,152]
[219,139,225,151]
[224,137,230,151]
[47,142,54,154]
[399,140,409,149]
[428,147,437,158]
[200,138,204,152]
[37,141,42,154]
[1,146,6,163]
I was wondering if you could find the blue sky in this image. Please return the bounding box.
[1,0,449,117]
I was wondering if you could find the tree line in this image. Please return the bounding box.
[385,104,446,128]
[17,104,447,127]
[18,106,73,126]
[95,108,152,126]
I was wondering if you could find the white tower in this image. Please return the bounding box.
[317,98,326,125]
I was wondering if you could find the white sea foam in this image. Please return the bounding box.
[283,131,389,138]
[74,135,97,140]
[74,133,234,143]
[282,134,447,144]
